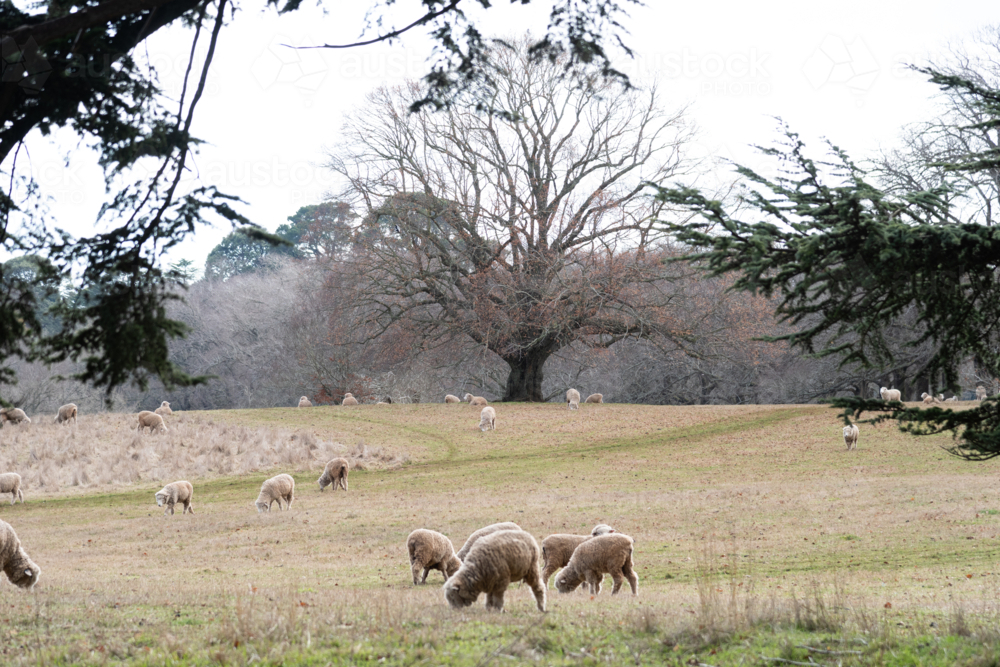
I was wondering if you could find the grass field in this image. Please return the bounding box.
[1,402,999,665]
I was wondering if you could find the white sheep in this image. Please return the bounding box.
[540,524,616,587]
[478,406,496,432]
[0,408,30,425]
[443,529,546,612]
[842,423,859,451]
[945,396,959,402]
[256,473,295,512]
[0,473,24,505]
[920,392,939,405]
[445,394,461,404]
[456,521,521,561]
[136,410,167,434]
[298,396,312,408]
[342,393,359,406]
[566,388,581,410]
[976,386,988,401]
[154,401,173,417]
[0,520,40,589]
[407,529,461,585]
[879,387,902,402]
[155,481,194,516]
[936,393,946,402]
[463,393,488,407]
[54,403,77,425]
[318,458,349,491]
[555,533,638,596]
[584,393,603,404]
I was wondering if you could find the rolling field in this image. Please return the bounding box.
[1,402,999,665]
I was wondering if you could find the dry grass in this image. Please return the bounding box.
[1,401,999,665]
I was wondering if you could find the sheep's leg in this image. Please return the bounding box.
[185,501,194,515]
[587,573,602,596]
[524,571,547,612]
[410,561,423,585]
[486,590,505,612]
[610,568,624,595]
[286,493,294,509]
[541,563,558,588]
[623,559,638,595]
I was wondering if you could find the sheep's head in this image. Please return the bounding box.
[155,491,166,507]
[555,569,583,594]
[591,524,615,536]
[444,555,462,579]
[317,472,330,492]
[443,574,477,608]
[255,500,270,513]
[4,554,40,589]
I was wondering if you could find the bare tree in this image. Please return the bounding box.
[327,39,701,401]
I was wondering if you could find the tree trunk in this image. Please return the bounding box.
[502,351,550,402]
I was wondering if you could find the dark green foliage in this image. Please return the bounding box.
[278,201,355,257]
[657,70,1000,459]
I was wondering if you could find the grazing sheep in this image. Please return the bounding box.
[318,458,349,491]
[407,529,461,585]
[155,481,194,516]
[445,394,461,403]
[456,521,521,561]
[842,423,859,451]
[0,473,23,505]
[585,393,603,404]
[342,393,359,406]
[945,396,959,402]
[463,393,488,407]
[540,524,618,588]
[566,388,581,410]
[54,403,77,425]
[977,386,988,401]
[443,529,546,612]
[0,408,30,425]
[478,406,496,432]
[298,396,312,408]
[555,533,638,596]
[879,387,902,402]
[255,473,295,512]
[0,520,40,589]
[136,411,167,434]
[154,401,173,417]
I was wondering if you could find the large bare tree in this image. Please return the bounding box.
[327,41,702,401]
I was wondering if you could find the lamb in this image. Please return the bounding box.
[443,529,546,612]
[54,403,77,425]
[455,521,521,561]
[584,393,603,404]
[0,473,24,505]
[318,458,349,491]
[342,393,359,406]
[842,423,859,451]
[298,396,312,408]
[555,533,638,596]
[0,408,30,425]
[445,394,461,404]
[463,393,488,407]
[154,401,173,417]
[155,481,194,516]
[407,529,461,585]
[540,524,617,587]
[478,406,496,432]
[566,388,581,410]
[879,387,902,402]
[136,410,167,434]
[977,386,988,401]
[920,392,939,405]
[255,473,295,512]
[0,520,40,589]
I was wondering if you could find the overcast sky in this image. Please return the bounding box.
[21,0,1000,273]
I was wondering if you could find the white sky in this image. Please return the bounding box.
[18,0,1000,273]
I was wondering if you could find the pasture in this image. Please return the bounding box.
[0,402,999,666]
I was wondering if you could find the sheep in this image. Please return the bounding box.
[155,481,194,516]
[566,388,581,410]
[842,423,859,451]
[977,386,988,401]
[920,392,939,405]
[298,396,312,408]
[585,393,603,404]
[478,406,496,432]
[540,524,617,588]
[445,394,461,404]
[0,520,40,589]
[936,393,946,402]
[456,521,521,561]
[555,533,638,596]
[154,401,173,417]
[54,403,77,425]
[945,396,959,402]
[0,473,23,505]
[255,473,295,512]
[443,529,546,612]
[407,529,461,585]
[879,387,902,402]
[0,408,30,425]
[136,410,167,434]
[463,393,488,407]
[318,458,349,491]
[342,392,359,406]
